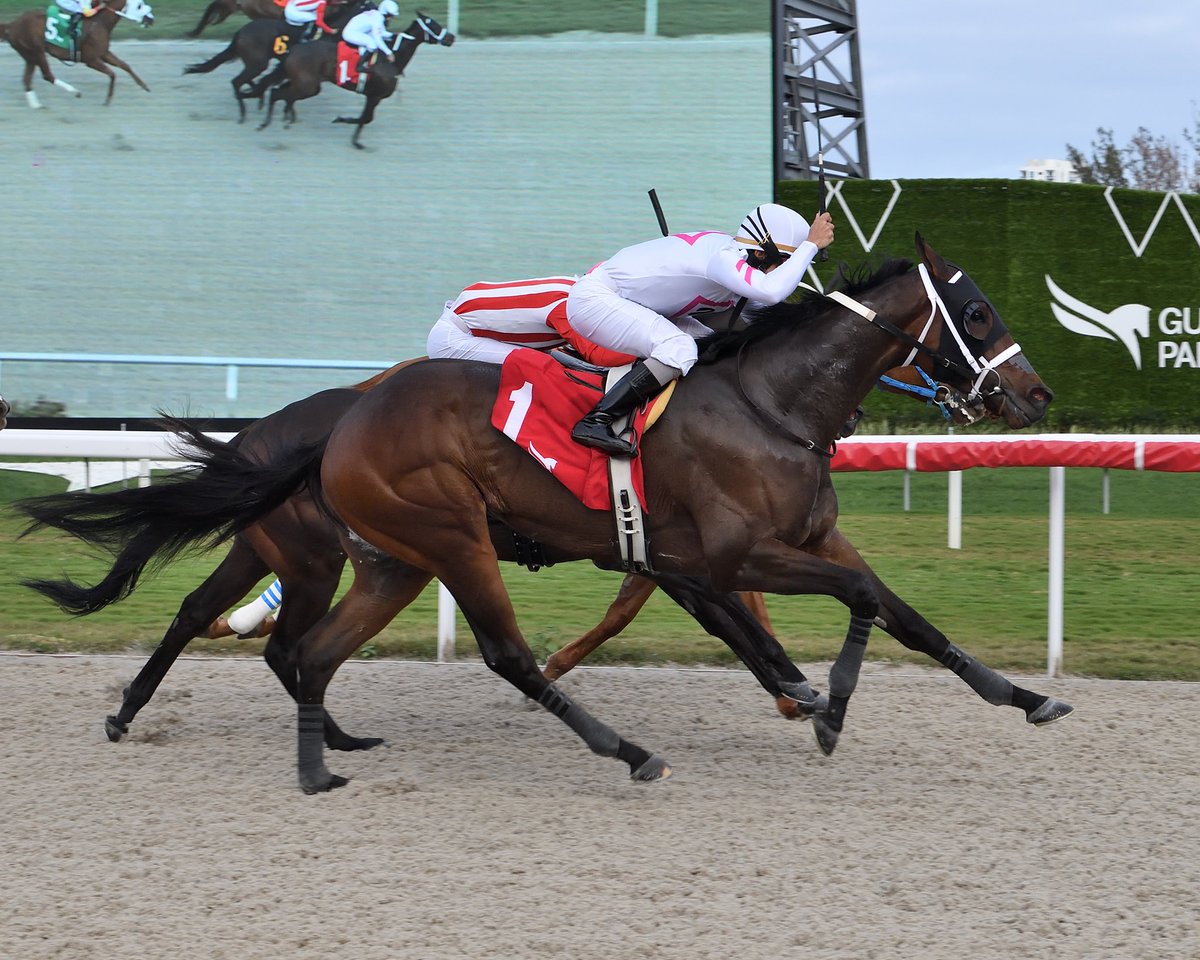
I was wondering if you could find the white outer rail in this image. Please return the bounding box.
[5,430,1200,676]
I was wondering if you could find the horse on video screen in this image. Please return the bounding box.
[187,0,302,38]
[0,394,10,430]
[255,11,454,148]
[18,235,1072,794]
[0,0,154,107]
[183,0,369,122]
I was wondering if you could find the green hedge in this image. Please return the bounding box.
[778,179,1200,432]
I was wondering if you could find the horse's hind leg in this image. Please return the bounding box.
[542,573,657,681]
[815,527,1073,726]
[259,568,383,752]
[105,539,271,741]
[292,554,433,793]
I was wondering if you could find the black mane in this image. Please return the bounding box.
[695,256,914,365]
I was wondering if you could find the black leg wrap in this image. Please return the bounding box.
[297,703,347,793]
[828,614,872,699]
[538,684,620,757]
[939,643,1014,706]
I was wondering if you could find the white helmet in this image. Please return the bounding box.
[734,203,810,260]
[378,0,400,17]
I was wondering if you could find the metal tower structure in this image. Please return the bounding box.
[773,0,870,183]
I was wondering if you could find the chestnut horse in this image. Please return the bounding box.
[19,236,1072,793]
[0,0,154,107]
[255,11,454,148]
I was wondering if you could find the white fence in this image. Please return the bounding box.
[4,429,1199,676]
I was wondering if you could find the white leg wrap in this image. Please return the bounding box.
[26,90,43,109]
[227,580,284,634]
[54,78,80,95]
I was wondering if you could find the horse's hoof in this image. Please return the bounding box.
[630,755,671,782]
[1026,697,1074,726]
[812,714,841,756]
[299,772,350,794]
[104,716,128,742]
[777,679,820,710]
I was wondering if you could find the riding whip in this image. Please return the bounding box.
[812,63,829,263]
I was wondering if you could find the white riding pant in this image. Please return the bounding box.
[284,9,317,26]
[565,273,704,375]
[341,24,387,51]
[426,310,525,364]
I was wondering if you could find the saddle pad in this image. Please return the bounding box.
[491,349,653,511]
[43,5,73,51]
[335,41,363,88]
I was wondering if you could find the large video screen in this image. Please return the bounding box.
[0,2,771,418]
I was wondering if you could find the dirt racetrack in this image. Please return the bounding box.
[2,652,1197,960]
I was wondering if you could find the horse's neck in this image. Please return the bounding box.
[749,271,931,434]
[393,21,423,70]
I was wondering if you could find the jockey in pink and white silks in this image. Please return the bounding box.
[426,277,636,367]
[566,202,836,457]
[342,0,398,72]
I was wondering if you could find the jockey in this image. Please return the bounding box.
[283,0,336,40]
[427,276,636,368]
[55,0,106,36]
[566,203,835,457]
[342,0,399,74]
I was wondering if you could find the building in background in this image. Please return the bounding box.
[1020,159,1080,183]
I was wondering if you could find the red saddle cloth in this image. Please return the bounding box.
[335,41,363,88]
[490,349,650,511]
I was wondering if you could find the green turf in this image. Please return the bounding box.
[3,465,1196,679]
[0,0,771,42]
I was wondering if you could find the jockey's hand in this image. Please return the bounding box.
[809,212,835,249]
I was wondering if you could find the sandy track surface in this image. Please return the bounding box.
[2,653,1197,959]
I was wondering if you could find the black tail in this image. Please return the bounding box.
[15,417,325,616]
[183,41,238,74]
[186,1,229,38]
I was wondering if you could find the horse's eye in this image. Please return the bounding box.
[962,301,990,337]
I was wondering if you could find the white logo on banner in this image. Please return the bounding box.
[825,179,902,252]
[1046,276,1200,369]
[1104,187,1200,257]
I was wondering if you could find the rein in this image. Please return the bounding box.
[732,265,1017,453]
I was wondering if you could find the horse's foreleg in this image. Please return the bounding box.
[814,527,1074,726]
[713,537,881,755]
[100,50,149,94]
[542,573,657,680]
[293,559,431,794]
[105,541,271,741]
[652,575,824,719]
[438,552,668,782]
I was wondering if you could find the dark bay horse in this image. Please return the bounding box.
[187,0,290,38]
[58,363,973,743]
[0,394,10,430]
[18,235,1071,793]
[183,0,369,122]
[0,0,154,107]
[256,12,454,148]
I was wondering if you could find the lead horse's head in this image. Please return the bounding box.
[912,233,1053,427]
[114,0,155,27]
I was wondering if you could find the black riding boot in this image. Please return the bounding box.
[571,360,666,458]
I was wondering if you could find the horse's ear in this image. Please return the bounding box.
[914,231,954,280]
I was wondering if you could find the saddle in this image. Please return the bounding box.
[43,5,79,58]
